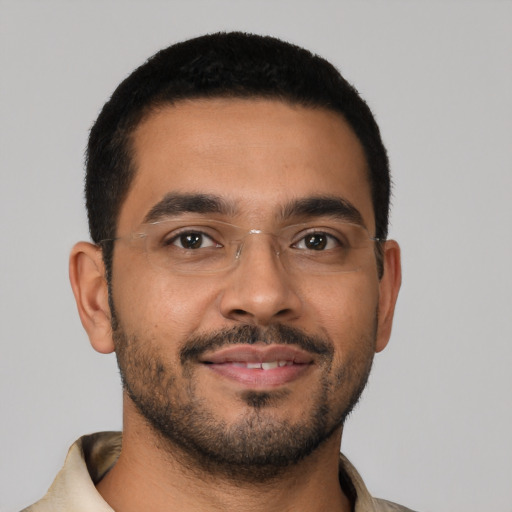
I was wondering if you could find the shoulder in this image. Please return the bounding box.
[373,497,419,512]
[339,453,418,512]
[20,432,121,512]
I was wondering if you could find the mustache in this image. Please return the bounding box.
[180,324,333,365]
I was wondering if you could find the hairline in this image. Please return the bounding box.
[101,93,383,285]
[116,94,375,239]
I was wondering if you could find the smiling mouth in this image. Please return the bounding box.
[220,360,295,369]
[199,344,314,388]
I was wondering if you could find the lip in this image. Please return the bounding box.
[200,344,315,364]
[199,344,314,389]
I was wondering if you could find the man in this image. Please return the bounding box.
[24,32,408,511]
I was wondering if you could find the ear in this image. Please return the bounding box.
[375,240,402,353]
[69,242,114,354]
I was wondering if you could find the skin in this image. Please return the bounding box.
[69,98,401,512]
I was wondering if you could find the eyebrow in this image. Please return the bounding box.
[280,196,365,227]
[143,193,235,223]
[143,192,365,227]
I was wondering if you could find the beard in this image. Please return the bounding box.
[113,321,376,482]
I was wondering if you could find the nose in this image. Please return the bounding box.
[219,234,302,326]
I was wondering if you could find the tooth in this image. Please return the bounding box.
[278,361,287,367]
[246,362,262,369]
[261,361,278,370]
[232,362,245,368]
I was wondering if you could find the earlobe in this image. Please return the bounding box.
[375,240,402,353]
[69,242,115,354]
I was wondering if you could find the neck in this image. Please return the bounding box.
[96,401,351,512]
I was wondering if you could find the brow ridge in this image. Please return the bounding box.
[280,196,365,227]
[143,192,365,228]
[143,193,235,223]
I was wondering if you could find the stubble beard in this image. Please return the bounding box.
[113,322,376,483]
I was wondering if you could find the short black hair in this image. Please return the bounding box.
[86,32,390,276]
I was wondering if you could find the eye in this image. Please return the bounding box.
[293,232,340,251]
[167,231,220,250]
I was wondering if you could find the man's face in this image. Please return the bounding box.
[110,98,386,477]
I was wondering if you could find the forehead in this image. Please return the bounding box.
[119,98,373,231]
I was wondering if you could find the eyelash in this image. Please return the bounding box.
[292,231,343,250]
[164,230,220,248]
[161,228,344,251]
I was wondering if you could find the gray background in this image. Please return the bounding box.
[1,1,511,511]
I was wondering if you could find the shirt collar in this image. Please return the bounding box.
[32,432,378,512]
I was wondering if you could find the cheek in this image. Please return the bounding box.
[300,274,379,342]
[112,257,221,340]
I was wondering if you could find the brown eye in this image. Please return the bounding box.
[180,233,203,249]
[169,231,217,250]
[294,232,341,251]
[304,233,328,250]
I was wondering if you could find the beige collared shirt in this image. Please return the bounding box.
[22,432,416,512]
